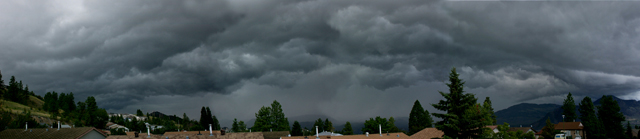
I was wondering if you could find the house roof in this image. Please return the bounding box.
[485,125,498,130]
[633,129,639,137]
[262,131,291,139]
[163,130,221,135]
[508,127,536,133]
[107,132,265,139]
[282,132,411,139]
[410,128,444,139]
[0,127,107,139]
[554,122,584,130]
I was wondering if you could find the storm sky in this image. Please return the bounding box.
[2,0,640,127]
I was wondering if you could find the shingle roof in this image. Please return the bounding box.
[262,131,291,139]
[0,127,107,139]
[163,130,221,135]
[107,132,265,139]
[282,132,411,139]
[554,122,583,130]
[507,127,536,133]
[410,128,443,139]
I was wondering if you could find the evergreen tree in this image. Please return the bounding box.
[362,116,400,134]
[540,118,558,139]
[431,68,485,139]
[232,118,240,132]
[409,100,433,135]
[50,92,59,113]
[136,109,144,116]
[253,106,272,131]
[579,96,605,139]
[324,118,333,132]
[313,118,324,131]
[562,93,577,122]
[342,122,354,135]
[6,76,16,101]
[67,92,76,112]
[270,100,289,131]
[59,93,68,112]
[200,107,208,129]
[212,115,220,130]
[238,120,247,132]
[291,121,303,136]
[252,100,289,131]
[627,121,633,139]
[387,117,401,132]
[483,97,496,125]
[598,95,626,139]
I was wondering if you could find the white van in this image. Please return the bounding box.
[554,134,566,139]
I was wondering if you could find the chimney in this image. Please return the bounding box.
[25,122,27,131]
[379,124,382,136]
[316,126,319,138]
[366,132,369,137]
[209,124,213,136]
[58,121,60,130]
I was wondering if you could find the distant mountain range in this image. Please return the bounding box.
[495,103,561,127]
[497,96,640,130]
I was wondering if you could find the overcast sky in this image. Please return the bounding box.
[2,0,640,127]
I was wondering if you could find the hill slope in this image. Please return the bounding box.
[495,103,560,127]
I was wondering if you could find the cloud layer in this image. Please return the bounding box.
[2,0,640,127]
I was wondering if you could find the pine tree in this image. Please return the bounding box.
[540,118,557,139]
[6,76,16,101]
[314,118,324,131]
[253,106,272,131]
[598,95,626,139]
[579,96,605,139]
[431,68,484,139]
[212,115,220,130]
[136,109,144,116]
[270,100,289,131]
[409,100,433,135]
[67,92,76,111]
[483,97,496,125]
[200,107,208,129]
[232,118,240,132]
[253,100,289,131]
[324,118,333,132]
[627,121,633,139]
[238,121,246,132]
[562,93,577,122]
[343,122,354,135]
[291,121,303,136]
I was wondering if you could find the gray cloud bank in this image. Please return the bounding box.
[2,0,640,126]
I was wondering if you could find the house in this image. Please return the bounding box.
[508,127,536,134]
[283,132,411,139]
[0,127,107,139]
[105,122,129,132]
[554,122,584,139]
[410,128,444,139]
[486,125,499,133]
[315,131,344,136]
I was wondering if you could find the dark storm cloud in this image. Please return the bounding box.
[2,0,640,124]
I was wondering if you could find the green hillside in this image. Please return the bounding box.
[0,96,52,118]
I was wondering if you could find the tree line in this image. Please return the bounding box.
[0,73,109,131]
[548,92,632,139]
